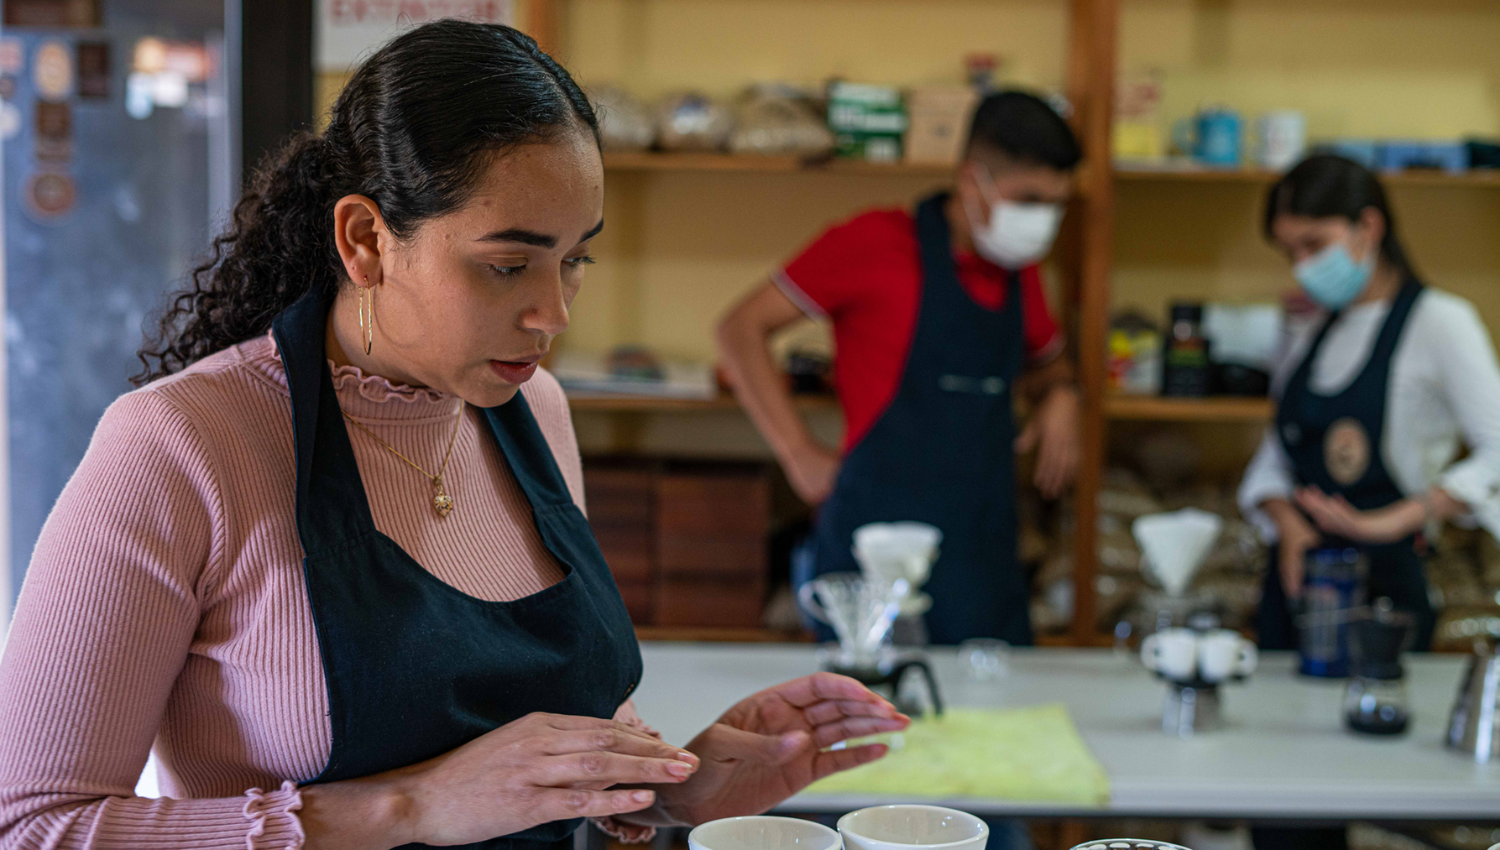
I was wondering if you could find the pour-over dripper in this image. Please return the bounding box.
[852,522,942,589]
[1133,509,1222,597]
[798,572,909,666]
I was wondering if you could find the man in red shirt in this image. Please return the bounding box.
[718,91,1081,646]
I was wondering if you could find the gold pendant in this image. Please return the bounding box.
[433,479,454,518]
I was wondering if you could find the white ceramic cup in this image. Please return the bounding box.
[689,817,842,850]
[1197,629,1258,683]
[1140,627,1199,682]
[838,805,989,850]
[1258,110,1307,170]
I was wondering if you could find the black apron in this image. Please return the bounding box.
[1259,276,1434,651]
[271,288,644,850]
[809,193,1030,646]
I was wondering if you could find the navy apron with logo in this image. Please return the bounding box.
[809,193,1030,646]
[271,287,644,850]
[1259,277,1435,651]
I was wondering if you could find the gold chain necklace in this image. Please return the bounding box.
[341,401,466,518]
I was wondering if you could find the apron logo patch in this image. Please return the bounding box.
[938,375,1005,395]
[1324,417,1371,486]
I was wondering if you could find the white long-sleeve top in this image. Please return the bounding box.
[1237,287,1500,543]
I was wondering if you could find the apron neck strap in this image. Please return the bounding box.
[484,399,575,508]
[271,286,379,555]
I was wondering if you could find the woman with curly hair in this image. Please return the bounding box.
[0,20,906,850]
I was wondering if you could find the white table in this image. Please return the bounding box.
[630,643,1500,822]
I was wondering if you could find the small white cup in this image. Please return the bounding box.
[838,805,989,850]
[1197,629,1257,683]
[1141,627,1199,682]
[689,817,842,850]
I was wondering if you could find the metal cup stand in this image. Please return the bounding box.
[823,648,945,718]
[1069,841,1193,850]
[1151,669,1235,738]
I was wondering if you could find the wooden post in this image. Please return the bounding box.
[1064,0,1117,646]
[522,0,562,58]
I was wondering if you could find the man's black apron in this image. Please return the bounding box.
[271,288,643,850]
[809,193,1030,646]
[1259,276,1435,651]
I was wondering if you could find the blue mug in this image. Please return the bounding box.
[1173,109,1243,167]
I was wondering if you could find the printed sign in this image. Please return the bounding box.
[316,0,513,70]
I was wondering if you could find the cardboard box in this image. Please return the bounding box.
[904,86,980,165]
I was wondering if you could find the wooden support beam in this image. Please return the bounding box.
[1064,0,1118,646]
[522,0,563,58]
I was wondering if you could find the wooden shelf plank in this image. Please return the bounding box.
[603,151,952,176]
[1116,163,1500,188]
[1104,394,1273,422]
[635,625,811,643]
[605,154,1500,188]
[567,392,839,413]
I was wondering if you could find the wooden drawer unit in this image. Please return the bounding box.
[582,465,656,622]
[654,467,770,628]
[582,459,773,629]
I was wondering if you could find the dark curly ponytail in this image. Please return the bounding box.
[135,20,599,385]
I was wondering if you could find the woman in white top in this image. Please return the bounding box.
[1239,154,1500,656]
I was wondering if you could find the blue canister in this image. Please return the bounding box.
[1195,109,1243,166]
[1299,547,1367,678]
[1174,108,1244,167]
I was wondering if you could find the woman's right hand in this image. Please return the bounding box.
[303,712,699,850]
[1265,499,1320,600]
[785,441,840,506]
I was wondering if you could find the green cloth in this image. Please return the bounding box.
[805,704,1110,806]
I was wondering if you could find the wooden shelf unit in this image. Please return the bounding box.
[546,0,1494,647]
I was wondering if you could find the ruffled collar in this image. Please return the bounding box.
[248,332,463,423]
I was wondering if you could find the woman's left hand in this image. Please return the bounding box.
[1294,486,1424,544]
[651,672,910,827]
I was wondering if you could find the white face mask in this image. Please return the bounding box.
[964,165,1064,269]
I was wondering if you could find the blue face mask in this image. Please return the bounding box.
[1294,243,1375,310]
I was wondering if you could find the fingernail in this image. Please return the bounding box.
[632,790,654,803]
[668,761,692,777]
[676,751,699,763]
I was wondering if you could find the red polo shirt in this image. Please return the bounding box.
[776,208,1064,454]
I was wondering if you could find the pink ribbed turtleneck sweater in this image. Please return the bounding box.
[0,333,641,848]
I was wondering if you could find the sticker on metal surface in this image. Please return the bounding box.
[0,39,22,76]
[76,41,108,99]
[0,102,20,140]
[23,170,76,221]
[33,40,73,102]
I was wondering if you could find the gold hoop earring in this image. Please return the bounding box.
[358,280,374,355]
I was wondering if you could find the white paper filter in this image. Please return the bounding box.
[1132,509,1222,596]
